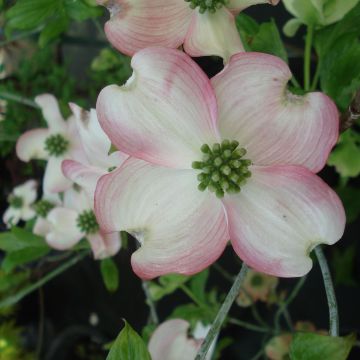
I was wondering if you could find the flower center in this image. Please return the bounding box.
[76,210,99,234]
[184,0,228,13]
[44,134,69,157]
[34,200,55,218]
[192,140,252,198]
[9,195,23,209]
[250,274,264,287]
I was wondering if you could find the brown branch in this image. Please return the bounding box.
[340,89,360,132]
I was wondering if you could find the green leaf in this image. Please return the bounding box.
[0,227,48,252]
[319,34,360,110]
[169,303,216,329]
[314,4,360,59]
[106,320,151,360]
[189,269,209,304]
[332,244,357,286]
[236,15,288,62]
[283,18,303,37]
[64,0,103,21]
[100,258,119,293]
[148,273,189,301]
[289,333,356,360]
[39,14,69,47]
[6,0,61,31]
[328,130,360,178]
[2,247,50,273]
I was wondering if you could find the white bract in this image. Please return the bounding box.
[3,180,37,227]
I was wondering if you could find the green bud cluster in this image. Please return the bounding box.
[44,133,69,157]
[34,200,55,218]
[184,0,229,13]
[9,195,23,209]
[76,210,99,234]
[192,139,252,198]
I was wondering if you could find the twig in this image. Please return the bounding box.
[340,89,360,132]
[0,91,39,109]
[274,276,307,333]
[142,281,159,325]
[228,318,270,333]
[314,246,339,336]
[195,263,248,360]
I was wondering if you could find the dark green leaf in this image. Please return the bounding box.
[2,246,50,273]
[6,0,61,31]
[100,258,119,293]
[107,320,151,360]
[289,333,355,360]
[39,14,69,47]
[328,130,360,178]
[64,0,102,21]
[236,15,288,62]
[319,34,360,110]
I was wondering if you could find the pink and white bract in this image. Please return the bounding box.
[95,48,345,279]
[98,0,279,61]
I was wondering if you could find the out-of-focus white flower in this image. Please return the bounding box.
[34,187,120,259]
[16,94,86,194]
[3,180,37,227]
[148,319,214,360]
[236,268,278,307]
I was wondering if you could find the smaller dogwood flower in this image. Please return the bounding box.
[148,319,214,360]
[35,187,120,259]
[237,269,278,307]
[3,180,37,227]
[98,0,279,61]
[16,94,86,194]
[62,103,128,201]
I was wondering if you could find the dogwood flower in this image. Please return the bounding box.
[16,94,86,194]
[148,319,213,360]
[98,0,279,61]
[34,187,120,259]
[62,103,128,201]
[3,180,37,227]
[95,48,345,279]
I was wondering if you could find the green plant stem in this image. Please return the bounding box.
[0,251,88,309]
[195,263,248,360]
[179,284,206,308]
[310,62,321,91]
[0,91,39,109]
[290,75,301,89]
[304,25,314,91]
[228,318,270,333]
[274,276,307,333]
[142,281,159,325]
[314,246,339,336]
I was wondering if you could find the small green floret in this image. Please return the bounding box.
[44,133,69,156]
[76,210,99,234]
[8,196,23,209]
[184,0,229,13]
[34,200,55,218]
[192,139,252,198]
